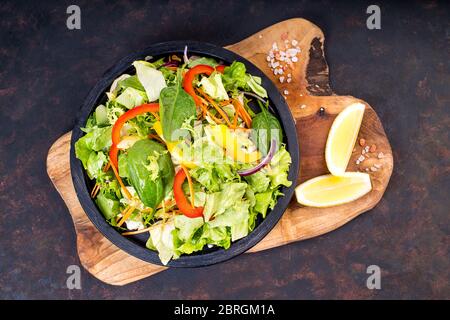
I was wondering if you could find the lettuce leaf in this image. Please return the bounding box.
[222,61,247,92]
[172,215,205,257]
[115,87,147,109]
[203,182,247,221]
[188,57,219,68]
[221,61,267,97]
[267,147,292,188]
[95,191,120,220]
[199,73,229,101]
[208,201,250,241]
[174,215,204,242]
[246,75,268,98]
[75,126,112,172]
[147,220,176,265]
[254,191,273,219]
[244,170,270,193]
[133,61,166,102]
[86,151,107,179]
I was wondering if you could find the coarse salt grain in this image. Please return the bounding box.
[292,39,298,46]
[287,48,298,56]
[284,90,289,95]
[279,76,285,83]
[291,56,298,62]
[287,78,292,83]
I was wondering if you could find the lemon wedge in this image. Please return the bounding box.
[152,121,197,168]
[295,172,372,207]
[325,103,365,176]
[205,125,261,163]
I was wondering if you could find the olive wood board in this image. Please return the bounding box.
[46,18,393,285]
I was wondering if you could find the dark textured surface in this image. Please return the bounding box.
[0,0,448,299]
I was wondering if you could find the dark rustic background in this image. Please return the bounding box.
[0,0,448,299]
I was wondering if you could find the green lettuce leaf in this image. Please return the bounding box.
[201,225,231,249]
[222,61,247,92]
[267,147,292,188]
[75,126,112,170]
[172,215,205,257]
[115,87,147,109]
[118,75,145,92]
[243,170,270,193]
[96,191,120,220]
[133,61,167,102]
[246,75,268,98]
[147,220,176,265]
[254,191,273,219]
[199,73,229,101]
[174,215,204,242]
[86,151,107,179]
[188,57,219,68]
[207,201,250,241]
[203,183,247,221]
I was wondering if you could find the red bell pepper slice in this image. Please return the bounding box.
[173,169,203,218]
[109,103,159,169]
[182,64,225,106]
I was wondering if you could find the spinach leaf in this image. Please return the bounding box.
[160,82,196,141]
[125,140,175,208]
[251,101,282,155]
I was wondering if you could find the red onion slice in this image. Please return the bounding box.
[238,139,277,176]
[183,45,190,65]
[242,91,267,104]
[162,61,179,67]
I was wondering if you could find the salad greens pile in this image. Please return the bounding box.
[75,51,292,265]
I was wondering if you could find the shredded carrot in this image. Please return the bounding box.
[109,160,132,200]
[232,99,252,128]
[151,111,160,121]
[148,133,165,144]
[219,100,232,106]
[157,199,176,209]
[171,55,181,62]
[181,165,195,208]
[166,66,178,71]
[196,98,222,124]
[117,205,136,228]
[90,184,100,198]
[90,162,112,198]
[103,162,111,172]
[197,88,232,126]
[122,226,152,236]
[232,110,238,129]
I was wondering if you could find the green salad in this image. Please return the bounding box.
[75,49,292,265]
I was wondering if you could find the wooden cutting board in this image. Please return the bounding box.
[47,18,393,285]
